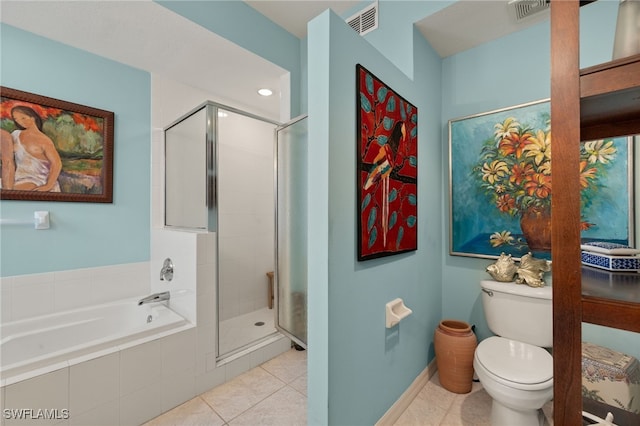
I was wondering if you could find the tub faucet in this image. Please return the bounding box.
[138,291,170,306]
[160,258,174,281]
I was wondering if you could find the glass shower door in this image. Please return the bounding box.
[217,107,279,358]
[275,115,308,348]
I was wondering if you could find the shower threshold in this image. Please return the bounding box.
[218,306,278,360]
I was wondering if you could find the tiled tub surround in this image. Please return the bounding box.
[0,298,188,383]
[1,329,199,426]
[1,328,291,426]
[0,260,291,425]
[0,263,150,323]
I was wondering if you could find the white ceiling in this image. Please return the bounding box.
[245,0,361,38]
[415,0,551,58]
[246,0,551,58]
[0,0,288,120]
[0,0,550,121]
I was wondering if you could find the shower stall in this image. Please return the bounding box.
[275,115,308,348]
[164,102,307,360]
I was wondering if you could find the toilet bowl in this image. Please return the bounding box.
[474,336,553,426]
[476,280,553,425]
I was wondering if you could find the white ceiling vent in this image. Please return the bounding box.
[346,1,378,36]
[508,0,550,21]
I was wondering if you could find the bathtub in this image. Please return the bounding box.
[0,297,188,384]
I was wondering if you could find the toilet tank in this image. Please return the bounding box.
[480,280,552,347]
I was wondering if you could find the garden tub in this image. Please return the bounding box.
[0,297,188,384]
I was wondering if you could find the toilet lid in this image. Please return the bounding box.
[476,336,553,384]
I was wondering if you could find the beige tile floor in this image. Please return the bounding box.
[144,348,307,426]
[145,348,553,426]
[393,374,553,426]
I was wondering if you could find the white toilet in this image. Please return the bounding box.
[474,280,553,426]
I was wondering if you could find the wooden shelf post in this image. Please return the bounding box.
[550,1,583,424]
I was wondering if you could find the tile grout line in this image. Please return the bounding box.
[157,350,307,426]
[225,364,307,421]
[285,382,307,399]
[196,395,228,424]
[206,366,290,424]
[435,390,459,426]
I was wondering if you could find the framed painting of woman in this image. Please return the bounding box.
[0,86,114,203]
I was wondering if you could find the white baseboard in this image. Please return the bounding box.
[375,359,437,426]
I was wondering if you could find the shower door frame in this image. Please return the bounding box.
[212,101,282,362]
[163,102,217,231]
[274,114,308,350]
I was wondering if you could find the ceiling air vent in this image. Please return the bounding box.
[346,1,378,36]
[508,0,550,21]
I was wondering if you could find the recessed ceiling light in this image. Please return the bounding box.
[258,88,273,97]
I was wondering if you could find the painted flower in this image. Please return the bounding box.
[537,160,551,175]
[474,115,616,234]
[524,173,551,199]
[579,161,598,188]
[490,231,515,247]
[584,139,616,164]
[523,129,551,166]
[498,131,533,159]
[494,117,520,142]
[496,194,516,213]
[510,162,534,185]
[580,221,595,231]
[482,160,509,184]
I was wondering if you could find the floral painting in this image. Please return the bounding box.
[0,87,113,202]
[449,100,632,259]
[357,65,418,261]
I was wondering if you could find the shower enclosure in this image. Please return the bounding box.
[275,116,308,348]
[217,106,282,357]
[164,102,308,360]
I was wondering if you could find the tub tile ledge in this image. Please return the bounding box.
[2,361,69,387]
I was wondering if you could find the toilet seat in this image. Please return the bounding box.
[476,336,553,389]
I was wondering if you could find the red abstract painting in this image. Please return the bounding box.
[357,64,418,261]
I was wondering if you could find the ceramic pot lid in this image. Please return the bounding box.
[476,336,553,384]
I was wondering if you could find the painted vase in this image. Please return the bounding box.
[434,319,477,394]
[520,206,552,251]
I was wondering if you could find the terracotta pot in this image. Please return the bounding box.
[520,206,552,251]
[434,319,477,394]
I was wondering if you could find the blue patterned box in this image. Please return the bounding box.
[581,251,640,272]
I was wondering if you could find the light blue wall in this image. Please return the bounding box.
[361,0,451,78]
[307,9,443,425]
[156,0,303,117]
[306,15,331,424]
[2,1,637,424]
[0,24,151,277]
[579,0,621,69]
[440,19,554,340]
[441,1,639,356]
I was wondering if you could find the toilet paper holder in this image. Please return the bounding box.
[386,298,412,328]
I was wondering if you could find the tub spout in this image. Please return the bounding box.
[138,291,170,306]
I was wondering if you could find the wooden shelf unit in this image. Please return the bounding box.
[551,1,640,425]
[580,54,640,141]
